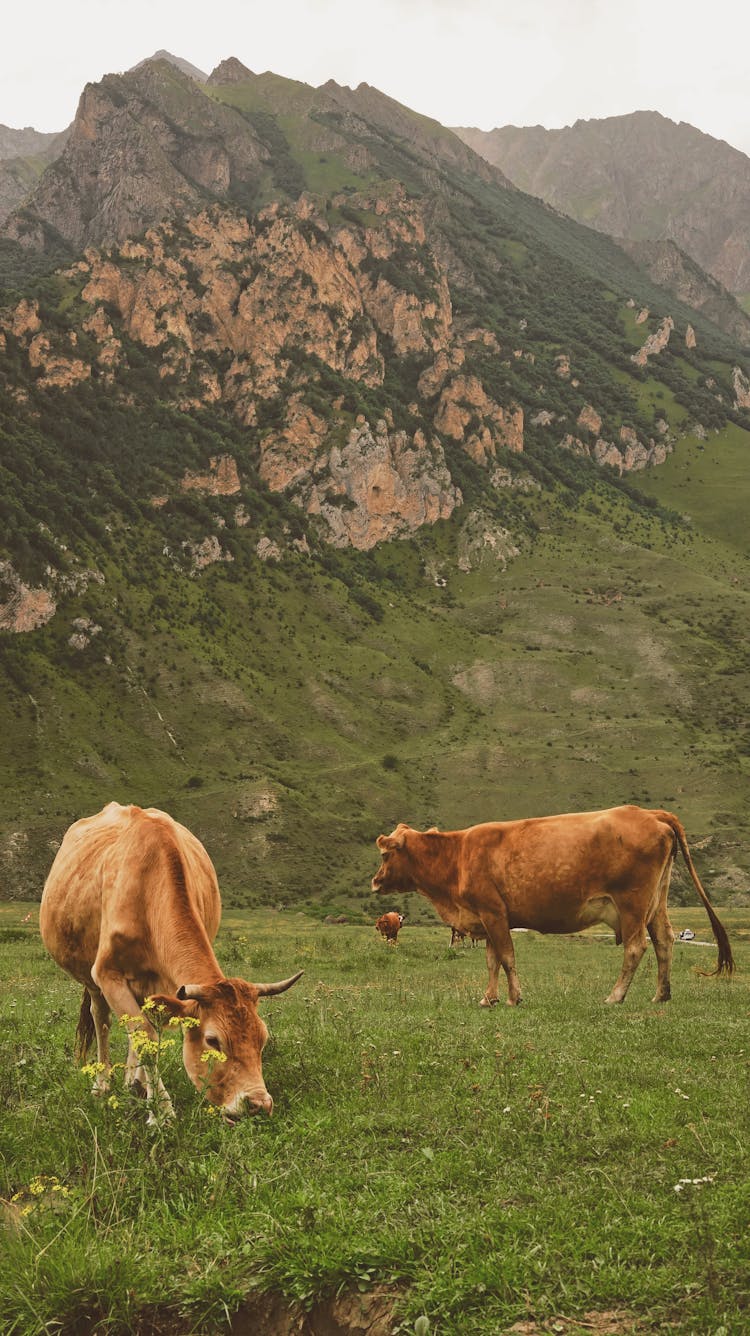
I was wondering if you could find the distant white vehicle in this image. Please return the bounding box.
[678,928,696,941]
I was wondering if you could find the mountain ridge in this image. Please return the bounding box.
[454,111,750,303]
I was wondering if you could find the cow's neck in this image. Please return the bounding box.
[165,910,225,988]
[410,830,460,901]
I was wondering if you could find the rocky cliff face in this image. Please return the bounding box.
[455,112,750,301]
[3,192,521,548]
[3,60,269,252]
[5,180,722,562]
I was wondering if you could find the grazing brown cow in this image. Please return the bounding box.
[40,802,302,1119]
[375,911,404,944]
[372,806,733,1006]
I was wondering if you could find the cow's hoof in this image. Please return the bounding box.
[652,994,671,1004]
[479,997,499,1008]
[604,994,624,1005]
[507,997,523,1006]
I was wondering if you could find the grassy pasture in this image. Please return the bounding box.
[1,903,748,1335]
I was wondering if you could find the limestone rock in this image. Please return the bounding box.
[732,366,750,409]
[631,316,674,367]
[559,428,671,475]
[577,404,602,435]
[183,535,234,572]
[686,323,697,348]
[457,510,519,573]
[181,455,241,496]
[298,419,460,551]
[434,375,523,461]
[10,299,41,339]
[0,562,56,633]
[68,617,102,650]
[256,537,282,562]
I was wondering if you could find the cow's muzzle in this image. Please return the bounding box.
[224,1088,274,1121]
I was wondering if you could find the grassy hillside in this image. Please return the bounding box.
[2,416,748,906]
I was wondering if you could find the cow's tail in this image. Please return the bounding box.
[75,988,95,1062]
[656,811,734,975]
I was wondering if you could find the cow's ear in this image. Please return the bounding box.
[146,992,196,1019]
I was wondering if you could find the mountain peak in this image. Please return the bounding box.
[207,57,255,85]
[132,50,208,83]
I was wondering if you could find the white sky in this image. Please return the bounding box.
[3,0,750,155]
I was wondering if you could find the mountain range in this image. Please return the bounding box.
[456,112,750,325]
[0,55,748,909]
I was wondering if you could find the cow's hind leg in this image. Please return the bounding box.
[605,909,649,1004]
[479,907,522,1008]
[648,906,675,1003]
[89,989,113,1094]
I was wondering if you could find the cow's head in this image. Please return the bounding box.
[148,971,302,1118]
[372,825,417,894]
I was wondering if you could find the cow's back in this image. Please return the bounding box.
[40,802,221,987]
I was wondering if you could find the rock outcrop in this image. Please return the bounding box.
[181,455,241,496]
[559,428,671,474]
[292,419,461,551]
[631,316,674,367]
[620,240,750,347]
[0,562,56,633]
[733,366,750,410]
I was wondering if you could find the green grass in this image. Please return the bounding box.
[1,903,748,1334]
[635,421,750,552]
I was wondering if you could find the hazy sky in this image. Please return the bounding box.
[3,0,750,154]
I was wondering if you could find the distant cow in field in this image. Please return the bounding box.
[449,926,480,948]
[372,806,733,1006]
[375,911,404,944]
[40,802,303,1120]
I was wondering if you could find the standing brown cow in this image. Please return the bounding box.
[375,911,404,944]
[372,806,733,1006]
[40,802,303,1119]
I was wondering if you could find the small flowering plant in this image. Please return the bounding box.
[10,1175,74,1219]
[77,998,228,1124]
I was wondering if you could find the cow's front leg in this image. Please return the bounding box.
[478,907,522,1007]
[92,957,175,1120]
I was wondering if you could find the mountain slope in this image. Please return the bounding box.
[0,126,70,227]
[1,64,749,908]
[455,112,750,304]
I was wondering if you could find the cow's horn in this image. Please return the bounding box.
[255,970,304,998]
[176,984,207,1002]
